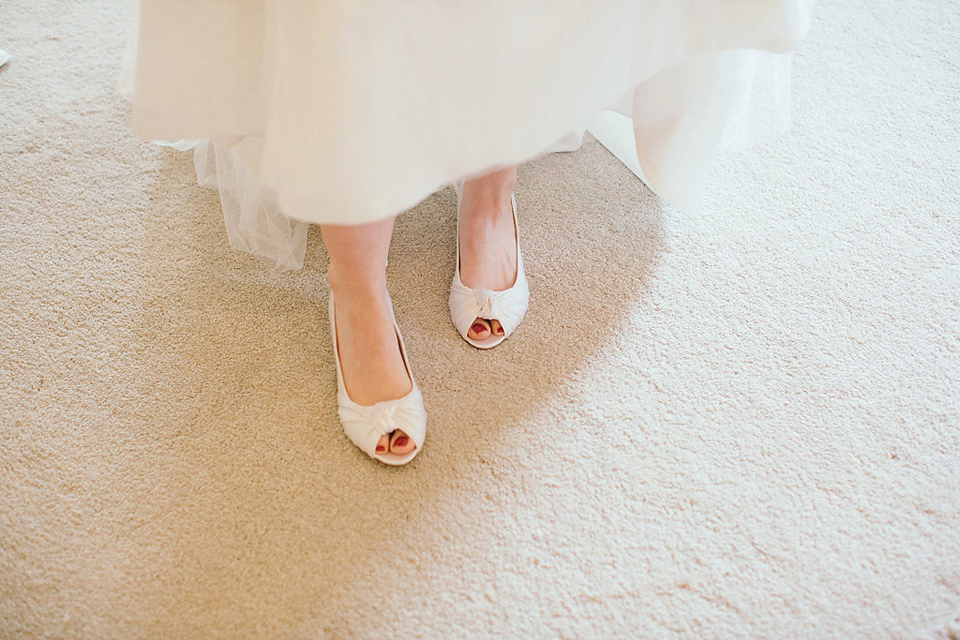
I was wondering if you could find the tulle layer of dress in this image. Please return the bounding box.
[122,0,811,269]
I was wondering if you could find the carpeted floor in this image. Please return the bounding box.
[2,1,958,638]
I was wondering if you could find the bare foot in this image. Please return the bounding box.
[458,167,518,341]
[331,286,415,456]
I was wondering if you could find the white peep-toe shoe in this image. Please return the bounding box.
[449,182,530,349]
[329,292,427,466]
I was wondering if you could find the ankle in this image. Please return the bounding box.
[327,268,387,302]
[461,191,512,217]
[462,168,516,206]
[459,192,514,231]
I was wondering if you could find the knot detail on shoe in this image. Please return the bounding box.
[449,254,529,345]
[474,288,498,319]
[368,402,398,435]
[337,386,427,456]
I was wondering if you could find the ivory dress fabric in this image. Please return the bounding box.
[124,0,812,269]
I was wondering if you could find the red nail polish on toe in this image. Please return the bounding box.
[393,436,409,448]
[376,445,386,453]
[472,323,487,335]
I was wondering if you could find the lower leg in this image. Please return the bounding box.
[459,166,519,339]
[322,217,415,455]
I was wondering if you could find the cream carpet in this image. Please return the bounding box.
[2,1,959,638]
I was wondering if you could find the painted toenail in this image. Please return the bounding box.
[472,323,487,334]
[394,436,409,448]
[376,445,386,453]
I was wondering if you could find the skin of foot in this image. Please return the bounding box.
[331,286,416,456]
[458,166,519,341]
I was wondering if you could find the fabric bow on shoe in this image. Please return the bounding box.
[337,389,427,455]
[476,287,505,319]
[449,275,529,343]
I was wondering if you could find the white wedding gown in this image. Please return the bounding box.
[122,0,812,269]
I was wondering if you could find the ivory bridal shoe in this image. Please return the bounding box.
[329,292,426,465]
[448,183,529,349]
